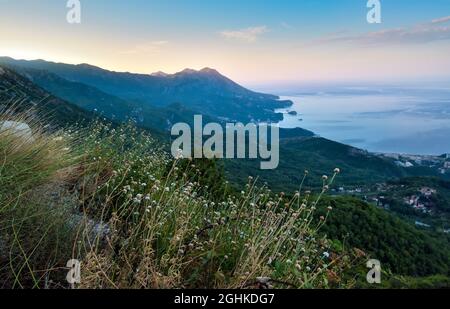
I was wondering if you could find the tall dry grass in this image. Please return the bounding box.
[0,110,80,288]
[0,112,360,289]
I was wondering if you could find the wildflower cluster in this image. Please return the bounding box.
[71,123,356,289]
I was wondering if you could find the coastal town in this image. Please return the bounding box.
[375,152,450,175]
[330,152,450,233]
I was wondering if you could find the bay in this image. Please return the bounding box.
[275,88,450,155]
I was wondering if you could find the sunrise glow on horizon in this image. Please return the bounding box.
[1,0,450,85]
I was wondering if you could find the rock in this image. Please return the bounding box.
[33,182,111,245]
[92,221,111,239]
[0,121,34,142]
[394,160,414,168]
[0,67,5,75]
[67,214,111,243]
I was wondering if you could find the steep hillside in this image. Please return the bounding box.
[0,66,93,127]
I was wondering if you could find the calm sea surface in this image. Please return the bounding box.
[275,88,450,155]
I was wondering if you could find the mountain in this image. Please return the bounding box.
[0,65,222,134]
[0,57,292,122]
[151,71,170,77]
[0,65,93,127]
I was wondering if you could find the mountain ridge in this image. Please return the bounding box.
[0,57,291,122]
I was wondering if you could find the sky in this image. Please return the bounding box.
[1,0,450,85]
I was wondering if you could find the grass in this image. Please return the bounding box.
[0,110,360,289]
[0,109,79,288]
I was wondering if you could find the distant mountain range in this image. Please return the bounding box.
[0,57,292,123]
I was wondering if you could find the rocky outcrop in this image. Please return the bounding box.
[0,121,34,141]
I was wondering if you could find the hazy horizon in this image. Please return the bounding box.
[1,0,450,85]
[3,54,450,93]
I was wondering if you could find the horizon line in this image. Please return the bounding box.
[1,54,450,88]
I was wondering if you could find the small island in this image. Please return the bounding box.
[288,110,298,116]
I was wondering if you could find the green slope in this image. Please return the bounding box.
[224,136,446,191]
[316,196,450,277]
[0,65,94,127]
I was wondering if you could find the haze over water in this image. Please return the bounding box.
[275,87,450,155]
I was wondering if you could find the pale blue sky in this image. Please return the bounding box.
[1,0,450,84]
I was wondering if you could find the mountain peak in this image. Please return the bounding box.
[77,63,103,70]
[178,68,197,75]
[175,67,222,77]
[151,71,169,77]
[199,67,220,75]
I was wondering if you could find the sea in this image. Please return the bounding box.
[274,86,450,155]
